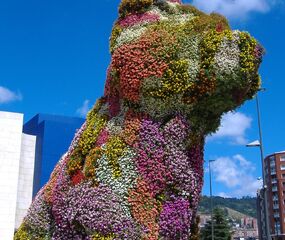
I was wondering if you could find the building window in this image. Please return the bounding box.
[281,156,285,162]
[274,193,278,198]
[272,179,277,184]
[282,174,285,178]
[281,164,285,170]
[274,212,280,218]
[273,186,278,192]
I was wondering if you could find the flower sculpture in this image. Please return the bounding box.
[15,0,264,239]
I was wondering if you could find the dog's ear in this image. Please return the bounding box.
[118,0,154,18]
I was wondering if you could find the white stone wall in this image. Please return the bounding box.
[15,133,36,229]
[0,111,36,240]
[0,111,23,240]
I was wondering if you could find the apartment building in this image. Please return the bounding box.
[264,151,285,239]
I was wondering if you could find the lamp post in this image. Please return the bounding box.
[247,89,271,240]
[209,159,216,240]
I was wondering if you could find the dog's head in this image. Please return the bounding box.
[104,0,264,133]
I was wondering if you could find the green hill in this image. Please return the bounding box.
[198,196,257,218]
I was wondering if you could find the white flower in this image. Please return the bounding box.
[215,31,240,74]
[166,1,180,9]
[95,148,138,218]
[114,26,147,50]
[106,116,124,136]
[171,13,195,24]
[98,102,109,116]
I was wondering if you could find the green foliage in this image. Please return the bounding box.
[119,0,153,18]
[67,99,107,177]
[67,147,85,175]
[92,232,115,240]
[14,223,51,240]
[14,225,30,240]
[192,13,230,33]
[201,208,232,240]
[238,31,262,99]
[110,24,123,53]
[78,101,107,155]
[198,196,257,218]
[84,147,102,179]
[177,4,204,16]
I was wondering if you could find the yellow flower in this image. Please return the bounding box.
[105,136,126,178]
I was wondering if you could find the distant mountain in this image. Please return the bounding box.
[198,196,257,218]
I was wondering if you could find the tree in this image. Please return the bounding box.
[190,215,200,240]
[201,208,232,240]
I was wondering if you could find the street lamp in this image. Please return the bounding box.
[209,159,216,240]
[246,89,271,240]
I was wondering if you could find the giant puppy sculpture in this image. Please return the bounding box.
[15,0,264,239]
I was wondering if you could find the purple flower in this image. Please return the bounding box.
[159,197,192,240]
[53,182,141,238]
[135,119,169,195]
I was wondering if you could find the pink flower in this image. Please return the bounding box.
[118,12,160,27]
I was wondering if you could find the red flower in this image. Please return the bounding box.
[71,170,85,186]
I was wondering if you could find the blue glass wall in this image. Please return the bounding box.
[23,114,85,196]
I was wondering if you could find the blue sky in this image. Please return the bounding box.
[0,0,285,198]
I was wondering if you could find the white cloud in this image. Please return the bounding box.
[208,111,252,145]
[191,0,272,18]
[234,154,254,170]
[217,192,232,198]
[0,86,22,104]
[76,99,91,117]
[211,155,261,197]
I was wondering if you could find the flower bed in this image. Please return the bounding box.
[15,0,263,239]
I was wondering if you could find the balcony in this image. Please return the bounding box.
[274,213,280,218]
[273,204,279,210]
[272,186,278,192]
[273,196,279,201]
[271,170,277,175]
[272,179,277,184]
